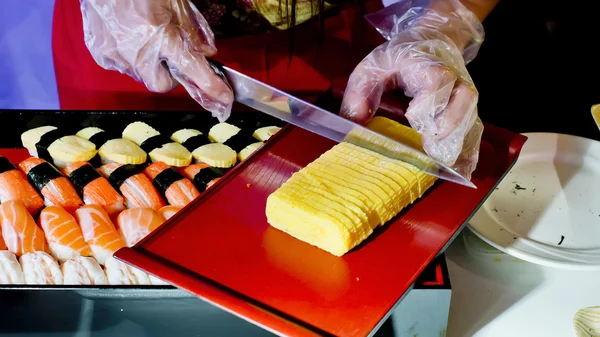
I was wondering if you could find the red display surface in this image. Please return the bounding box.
[112,116,526,337]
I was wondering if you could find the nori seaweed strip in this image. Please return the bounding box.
[88,154,103,168]
[139,134,171,153]
[223,129,256,152]
[181,134,211,152]
[88,131,111,148]
[36,128,69,162]
[0,157,16,174]
[192,167,223,192]
[68,164,102,197]
[107,164,143,191]
[152,168,184,199]
[27,162,63,194]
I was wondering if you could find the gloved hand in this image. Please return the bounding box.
[79,0,234,121]
[340,0,485,179]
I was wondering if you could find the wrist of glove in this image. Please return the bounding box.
[79,0,234,121]
[341,0,484,179]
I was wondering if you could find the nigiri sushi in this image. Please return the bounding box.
[97,163,165,211]
[171,129,237,168]
[61,162,125,216]
[104,256,152,285]
[62,256,108,285]
[183,163,223,192]
[38,206,92,262]
[74,205,126,265]
[122,122,192,167]
[18,158,84,213]
[143,162,200,207]
[253,126,282,142]
[21,126,97,169]
[77,127,147,166]
[0,251,25,284]
[117,208,164,247]
[0,156,44,214]
[158,205,181,221]
[19,251,63,284]
[208,122,264,161]
[0,201,47,256]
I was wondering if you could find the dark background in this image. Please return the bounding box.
[468,0,600,140]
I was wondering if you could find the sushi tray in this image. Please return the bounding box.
[0,109,285,296]
[107,99,528,336]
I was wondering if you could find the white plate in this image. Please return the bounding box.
[468,132,600,270]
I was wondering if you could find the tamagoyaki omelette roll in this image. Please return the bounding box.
[122,122,192,167]
[61,162,126,216]
[170,129,237,168]
[21,126,97,169]
[18,158,84,213]
[0,156,44,214]
[143,162,200,207]
[77,127,147,166]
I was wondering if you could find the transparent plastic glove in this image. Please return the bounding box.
[340,0,484,179]
[80,0,234,121]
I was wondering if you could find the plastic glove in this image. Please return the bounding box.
[79,0,234,121]
[340,0,484,179]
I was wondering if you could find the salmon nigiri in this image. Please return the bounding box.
[38,206,93,262]
[0,156,44,214]
[183,163,223,192]
[143,162,200,207]
[0,201,47,256]
[61,162,125,216]
[158,205,181,221]
[74,205,126,265]
[117,208,164,247]
[97,163,165,211]
[18,158,83,213]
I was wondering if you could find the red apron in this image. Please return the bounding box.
[51,0,385,111]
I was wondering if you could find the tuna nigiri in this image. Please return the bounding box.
[183,163,223,192]
[0,156,44,214]
[97,163,165,211]
[62,256,108,285]
[62,162,125,216]
[19,252,63,285]
[0,201,47,256]
[18,158,83,213]
[38,206,93,262]
[143,162,200,207]
[158,205,181,221]
[0,251,25,284]
[116,208,164,247]
[74,205,126,265]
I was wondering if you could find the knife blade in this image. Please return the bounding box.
[208,60,476,189]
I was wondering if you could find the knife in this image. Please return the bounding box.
[207,60,476,189]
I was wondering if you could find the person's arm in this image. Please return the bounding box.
[460,0,501,22]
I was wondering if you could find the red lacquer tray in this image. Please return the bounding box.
[114,113,526,336]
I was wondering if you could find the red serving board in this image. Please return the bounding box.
[113,117,526,336]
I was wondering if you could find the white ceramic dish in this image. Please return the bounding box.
[468,132,600,270]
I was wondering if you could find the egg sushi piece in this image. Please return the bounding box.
[77,127,147,166]
[122,122,192,167]
[21,126,97,169]
[171,129,237,168]
[208,122,264,162]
